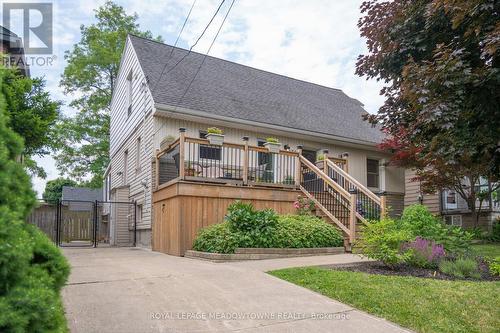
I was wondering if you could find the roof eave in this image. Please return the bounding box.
[153,102,381,149]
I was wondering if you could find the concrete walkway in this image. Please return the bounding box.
[62,247,411,333]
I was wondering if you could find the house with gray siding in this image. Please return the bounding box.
[105,35,405,251]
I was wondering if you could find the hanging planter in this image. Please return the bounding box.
[264,137,281,153]
[206,127,224,146]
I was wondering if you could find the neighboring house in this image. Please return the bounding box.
[62,186,103,211]
[0,26,30,76]
[405,169,499,230]
[105,35,405,252]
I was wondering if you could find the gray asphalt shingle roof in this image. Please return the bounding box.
[130,35,384,144]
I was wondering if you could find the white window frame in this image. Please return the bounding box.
[366,158,380,188]
[444,189,458,209]
[444,215,462,227]
[136,137,141,173]
[123,150,128,185]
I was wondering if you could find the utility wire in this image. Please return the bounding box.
[163,0,227,76]
[151,0,198,94]
[174,0,237,107]
[152,0,232,138]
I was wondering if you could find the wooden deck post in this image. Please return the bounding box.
[349,189,357,244]
[322,149,329,191]
[242,136,249,185]
[295,145,303,187]
[179,128,186,179]
[380,191,387,219]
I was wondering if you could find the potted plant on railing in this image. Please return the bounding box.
[264,137,281,153]
[206,127,224,145]
[316,153,325,169]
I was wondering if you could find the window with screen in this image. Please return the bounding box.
[199,131,221,160]
[367,159,379,188]
[127,70,133,117]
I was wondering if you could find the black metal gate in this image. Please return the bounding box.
[27,200,137,248]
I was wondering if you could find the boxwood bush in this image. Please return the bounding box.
[193,202,343,253]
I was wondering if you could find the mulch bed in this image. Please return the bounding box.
[321,258,499,282]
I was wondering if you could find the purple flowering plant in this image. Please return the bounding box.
[402,236,446,268]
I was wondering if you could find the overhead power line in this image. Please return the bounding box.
[175,0,237,106]
[151,0,198,94]
[163,0,227,76]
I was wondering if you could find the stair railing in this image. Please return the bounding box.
[298,155,352,236]
[325,159,386,221]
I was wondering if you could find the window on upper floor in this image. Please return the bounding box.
[444,190,458,209]
[199,131,221,160]
[136,137,141,173]
[123,150,129,185]
[367,158,379,188]
[127,70,133,117]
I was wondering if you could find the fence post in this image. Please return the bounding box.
[179,128,186,179]
[242,136,249,185]
[55,199,60,246]
[295,145,303,187]
[94,200,98,248]
[380,191,387,219]
[349,189,357,245]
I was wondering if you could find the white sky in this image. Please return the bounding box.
[2,0,384,195]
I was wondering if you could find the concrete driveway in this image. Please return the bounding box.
[62,247,411,333]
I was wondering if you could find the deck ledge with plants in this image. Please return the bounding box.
[185,247,345,262]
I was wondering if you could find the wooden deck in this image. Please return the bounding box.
[152,181,299,256]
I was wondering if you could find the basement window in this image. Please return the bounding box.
[444,215,462,227]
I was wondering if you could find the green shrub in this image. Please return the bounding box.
[224,201,278,248]
[0,71,69,332]
[273,215,343,248]
[438,258,480,279]
[192,223,243,254]
[488,257,500,276]
[193,213,343,253]
[400,205,472,255]
[489,221,500,242]
[354,218,413,267]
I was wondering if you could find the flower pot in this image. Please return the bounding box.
[206,133,224,146]
[264,142,281,153]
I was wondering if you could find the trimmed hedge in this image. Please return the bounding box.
[193,207,344,254]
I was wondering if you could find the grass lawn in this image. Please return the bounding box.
[270,267,500,333]
[472,243,500,259]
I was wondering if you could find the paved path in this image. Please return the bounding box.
[62,247,411,333]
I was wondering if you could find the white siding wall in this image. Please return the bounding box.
[153,117,405,193]
[109,37,155,235]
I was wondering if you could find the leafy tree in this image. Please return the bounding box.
[55,1,162,187]
[2,68,61,178]
[0,67,70,332]
[356,0,500,226]
[42,177,78,204]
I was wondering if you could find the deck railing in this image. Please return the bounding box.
[155,129,299,188]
